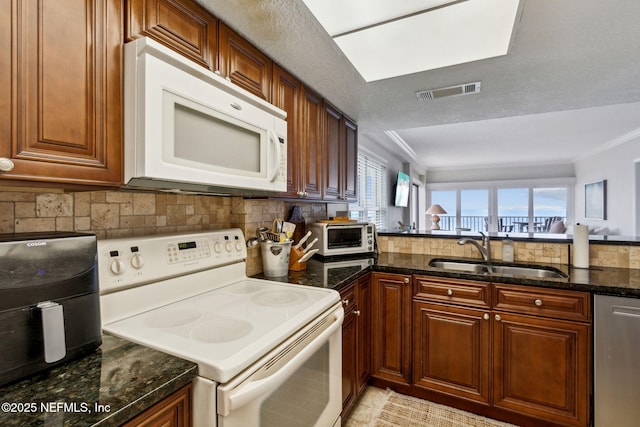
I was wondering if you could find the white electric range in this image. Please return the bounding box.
[98,229,343,427]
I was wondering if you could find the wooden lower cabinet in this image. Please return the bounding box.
[413,301,491,405]
[340,275,371,418]
[406,276,591,427]
[371,272,412,385]
[493,312,590,427]
[123,383,192,427]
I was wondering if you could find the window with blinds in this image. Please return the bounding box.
[349,153,387,230]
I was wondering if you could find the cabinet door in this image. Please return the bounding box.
[126,0,218,70]
[322,102,342,201]
[341,304,358,416]
[493,312,590,427]
[218,22,272,101]
[413,301,491,405]
[122,383,191,427]
[356,275,371,391]
[342,116,358,202]
[1,0,122,187]
[371,273,412,385]
[272,64,301,197]
[299,86,323,199]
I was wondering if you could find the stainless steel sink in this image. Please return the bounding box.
[428,259,568,279]
[428,260,488,273]
[490,265,567,279]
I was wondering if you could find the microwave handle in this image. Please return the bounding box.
[268,130,282,182]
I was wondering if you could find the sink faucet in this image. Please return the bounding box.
[458,232,492,272]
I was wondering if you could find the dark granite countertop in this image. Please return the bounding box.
[254,253,640,298]
[0,334,197,427]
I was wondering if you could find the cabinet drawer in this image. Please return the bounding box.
[493,284,591,322]
[414,276,490,308]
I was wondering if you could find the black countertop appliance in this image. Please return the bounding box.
[0,232,101,386]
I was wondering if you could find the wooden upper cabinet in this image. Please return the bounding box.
[0,0,123,187]
[323,102,342,200]
[218,22,272,101]
[125,0,218,71]
[342,115,358,202]
[299,86,323,199]
[323,103,358,202]
[272,64,302,197]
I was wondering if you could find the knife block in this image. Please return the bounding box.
[288,246,307,271]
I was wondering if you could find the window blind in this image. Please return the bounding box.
[349,153,387,230]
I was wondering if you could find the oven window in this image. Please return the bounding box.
[260,343,330,426]
[327,227,362,249]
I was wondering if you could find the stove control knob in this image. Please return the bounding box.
[109,259,125,275]
[225,241,233,252]
[213,241,222,253]
[235,241,243,251]
[130,254,144,269]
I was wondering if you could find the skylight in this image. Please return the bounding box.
[302,0,521,82]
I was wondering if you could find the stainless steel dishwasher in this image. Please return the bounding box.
[595,294,640,426]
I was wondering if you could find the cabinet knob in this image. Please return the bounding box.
[0,157,15,172]
[483,313,490,320]
[342,299,349,307]
[534,299,543,307]
[447,289,453,296]
[403,277,409,284]
[495,314,502,321]
[354,310,361,316]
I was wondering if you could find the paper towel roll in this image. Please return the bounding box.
[573,224,589,268]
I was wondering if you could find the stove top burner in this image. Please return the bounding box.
[144,308,202,328]
[190,317,253,343]
[251,290,308,307]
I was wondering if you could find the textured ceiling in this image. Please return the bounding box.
[197,0,640,171]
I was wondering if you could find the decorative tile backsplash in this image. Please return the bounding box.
[0,188,327,276]
[377,235,640,269]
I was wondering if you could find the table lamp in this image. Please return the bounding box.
[426,204,447,230]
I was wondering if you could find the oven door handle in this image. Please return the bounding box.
[224,308,343,414]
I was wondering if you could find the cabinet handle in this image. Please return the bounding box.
[483,313,490,320]
[342,299,349,307]
[495,314,502,321]
[0,158,15,172]
[447,289,453,296]
[230,102,242,110]
[534,299,543,307]
[403,277,409,284]
[354,310,361,316]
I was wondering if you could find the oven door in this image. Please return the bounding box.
[217,305,343,427]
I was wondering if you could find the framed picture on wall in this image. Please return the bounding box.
[585,180,607,220]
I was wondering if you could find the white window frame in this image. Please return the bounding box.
[427,178,575,232]
[349,149,387,230]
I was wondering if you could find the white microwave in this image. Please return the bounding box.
[123,37,287,195]
[310,222,376,257]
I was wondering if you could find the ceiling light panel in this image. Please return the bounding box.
[302,0,461,36]
[303,0,520,82]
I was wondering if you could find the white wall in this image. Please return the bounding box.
[574,133,640,236]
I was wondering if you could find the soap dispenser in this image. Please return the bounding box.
[502,235,514,262]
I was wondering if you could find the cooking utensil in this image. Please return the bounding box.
[302,238,318,253]
[297,249,318,263]
[294,231,312,250]
[282,222,296,240]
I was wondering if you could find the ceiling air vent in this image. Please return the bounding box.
[416,81,481,101]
